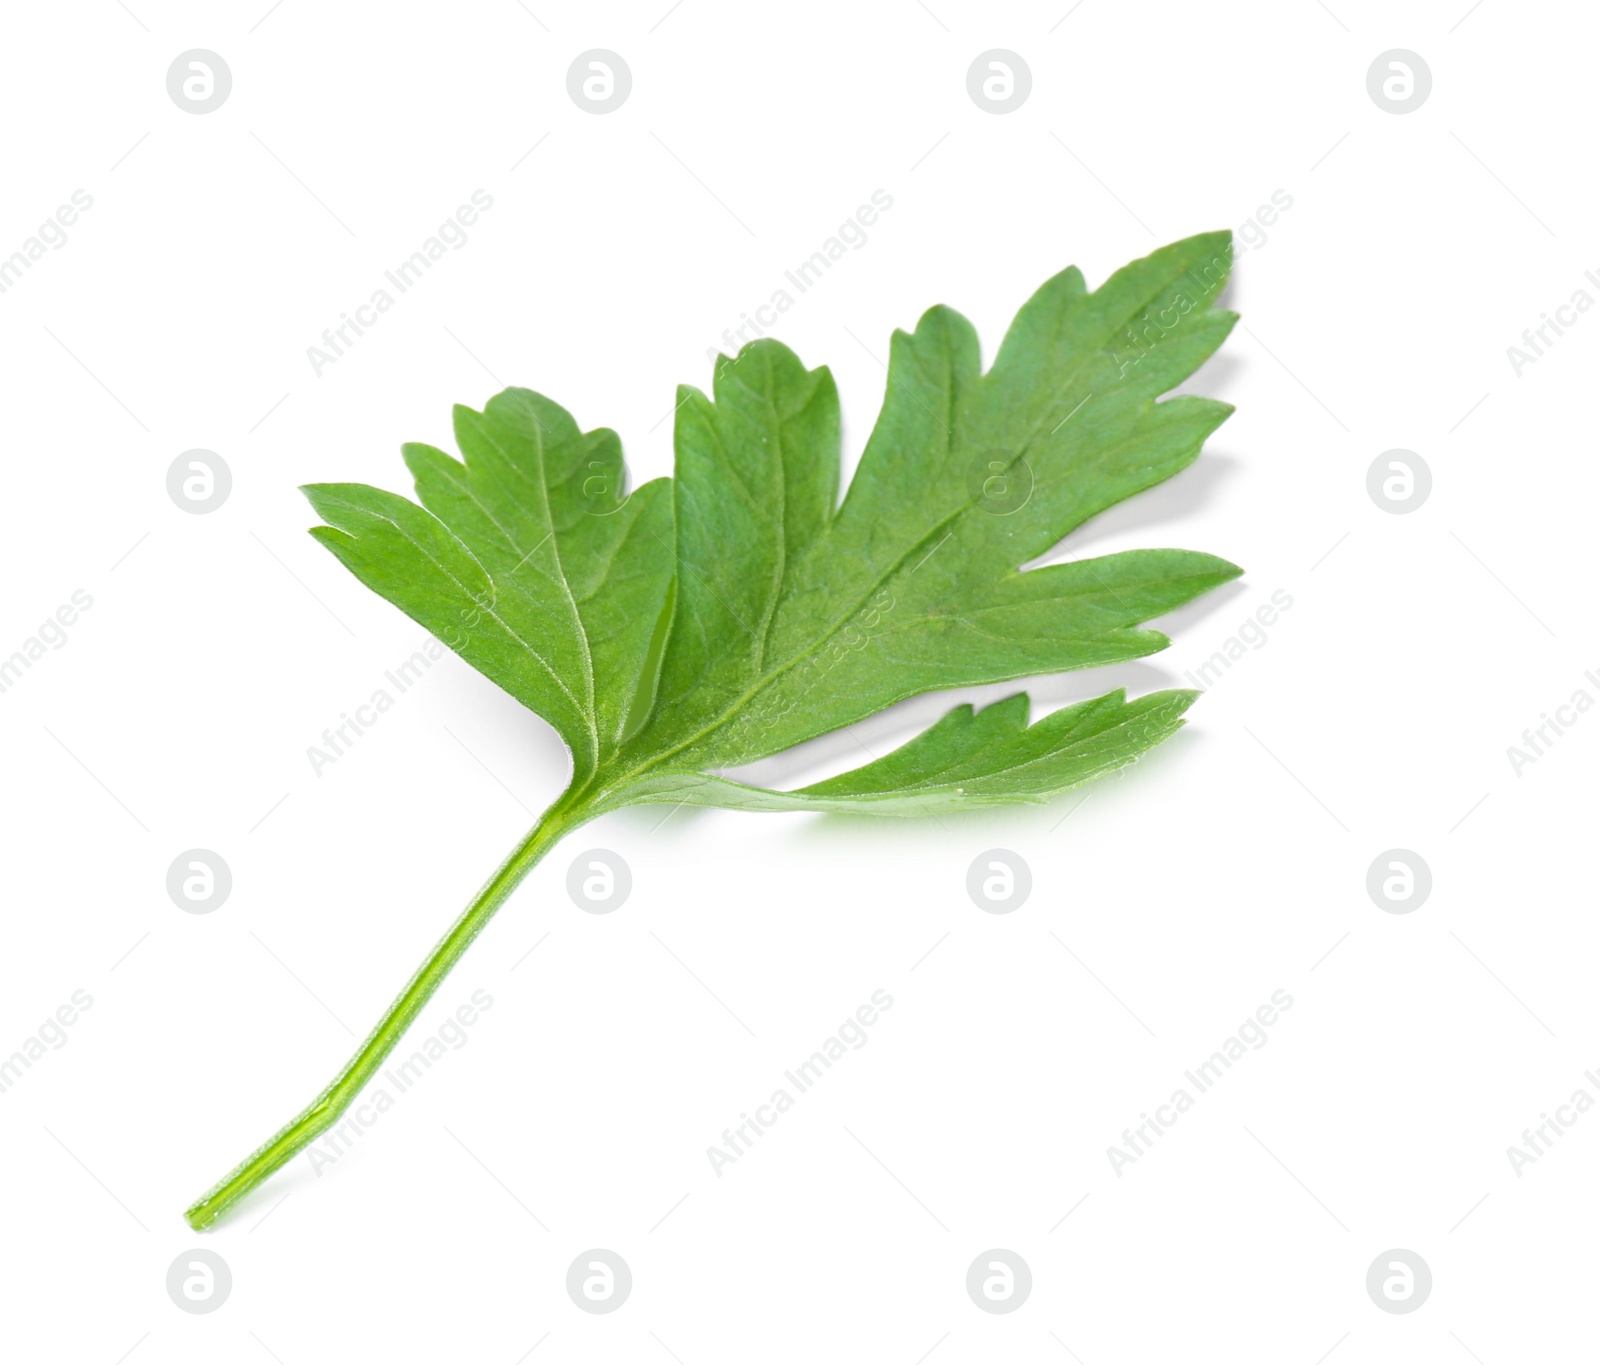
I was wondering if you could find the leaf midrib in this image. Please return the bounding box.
[472,419,601,771]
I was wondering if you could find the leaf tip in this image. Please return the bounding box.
[297,481,334,512]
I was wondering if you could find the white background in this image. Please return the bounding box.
[1,1,1594,1360]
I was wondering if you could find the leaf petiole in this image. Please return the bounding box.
[183,797,585,1231]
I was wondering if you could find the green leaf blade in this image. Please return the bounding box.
[607,687,1200,817]
[306,232,1240,813]
[303,389,677,780]
[648,342,841,747]
[622,230,1240,772]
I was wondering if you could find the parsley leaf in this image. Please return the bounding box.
[185,231,1240,1228]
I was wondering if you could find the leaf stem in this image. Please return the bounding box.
[183,797,582,1231]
